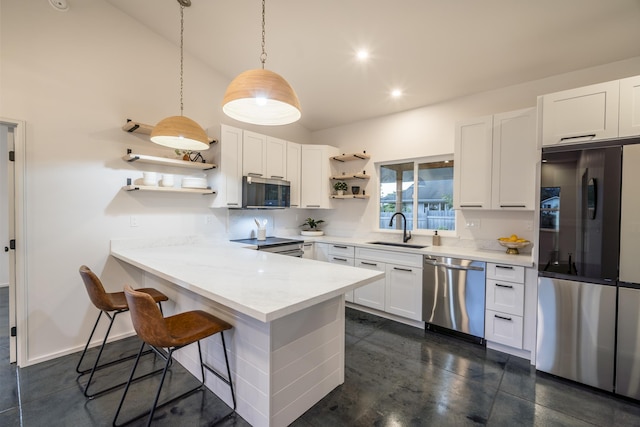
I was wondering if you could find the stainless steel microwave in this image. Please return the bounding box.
[242,176,290,209]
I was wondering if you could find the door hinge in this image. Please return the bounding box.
[9,239,15,250]
[10,327,16,337]
[9,151,15,161]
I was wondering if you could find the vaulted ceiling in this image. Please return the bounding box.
[106,0,640,131]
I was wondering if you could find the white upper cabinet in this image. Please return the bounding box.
[300,145,337,209]
[242,131,267,177]
[242,131,288,180]
[455,108,537,210]
[211,124,243,208]
[266,136,287,179]
[286,141,301,207]
[491,108,537,210]
[541,80,620,146]
[620,75,640,137]
[454,115,493,209]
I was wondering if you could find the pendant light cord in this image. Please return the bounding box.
[260,0,267,69]
[180,4,185,116]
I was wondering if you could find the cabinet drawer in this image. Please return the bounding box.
[486,280,524,316]
[486,263,524,283]
[355,247,422,268]
[485,309,523,348]
[328,255,354,266]
[328,244,355,258]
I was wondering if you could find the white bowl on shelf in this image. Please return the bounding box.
[301,230,324,236]
[181,177,208,189]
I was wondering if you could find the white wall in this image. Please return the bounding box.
[311,57,640,249]
[0,0,310,365]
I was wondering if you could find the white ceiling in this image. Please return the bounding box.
[106,0,640,132]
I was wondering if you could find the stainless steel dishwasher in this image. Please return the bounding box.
[422,255,486,342]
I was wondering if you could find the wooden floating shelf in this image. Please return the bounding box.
[330,194,370,199]
[122,185,216,195]
[122,120,154,134]
[330,174,370,180]
[123,152,216,170]
[330,152,370,162]
[122,119,218,144]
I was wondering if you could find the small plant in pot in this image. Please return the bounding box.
[300,217,325,236]
[333,181,348,196]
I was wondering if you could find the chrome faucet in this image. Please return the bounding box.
[389,212,412,243]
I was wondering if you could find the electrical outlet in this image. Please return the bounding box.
[130,216,138,227]
[205,215,214,225]
[525,221,533,231]
[465,219,480,229]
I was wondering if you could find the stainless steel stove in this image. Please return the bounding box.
[231,237,304,257]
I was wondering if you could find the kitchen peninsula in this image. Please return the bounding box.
[110,235,384,427]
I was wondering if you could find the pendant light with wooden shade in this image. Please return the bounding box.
[150,0,209,151]
[222,0,301,126]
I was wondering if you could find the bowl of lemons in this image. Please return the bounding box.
[498,234,530,254]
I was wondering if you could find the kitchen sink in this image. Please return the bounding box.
[367,241,427,249]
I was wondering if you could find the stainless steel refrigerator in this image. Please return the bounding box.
[537,140,640,398]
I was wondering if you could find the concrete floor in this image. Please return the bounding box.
[2,286,640,426]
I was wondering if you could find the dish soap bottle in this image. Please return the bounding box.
[433,230,441,246]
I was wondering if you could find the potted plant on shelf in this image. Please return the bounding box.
[300,217,325,236]
[333,181,348,196]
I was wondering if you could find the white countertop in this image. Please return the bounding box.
[303,236,535,268]
[110,236,384,323]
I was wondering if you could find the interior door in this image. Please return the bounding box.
[1,123,16,363]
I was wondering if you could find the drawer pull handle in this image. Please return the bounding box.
[460,204,483,208]
[247,172,263,177]
[500,204,526,208]
[333,245,348,249]
[306,205,321,208]
[393,267,412,272]
[560,134,596,142]
[333,257,348,262]
[361,262,378,266]
[496,265,514,270]
[270,175,284,179]
[495,314,512,321]
[495,283,514,289]
[227,203,239,206]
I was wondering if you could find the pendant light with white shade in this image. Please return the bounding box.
[150,0,210,151]
[222,0,301,126]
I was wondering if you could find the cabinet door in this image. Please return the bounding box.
[287,141,301,207]
[385,264,422,320]
[212,125,243,208]
[354,260,386,311]
[301,145,334,208]
[266,136,287,179]
[620,75,640,137]
[541,80,619,146]
[242,131,267,177]
[491,108,537,210]
[454,116,493,209]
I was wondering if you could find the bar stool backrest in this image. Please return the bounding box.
[124,284,174,348]
[79,265,116,312]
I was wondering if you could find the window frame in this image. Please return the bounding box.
[376,154,456,237]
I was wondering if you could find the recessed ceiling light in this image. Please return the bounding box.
[356,50,369,60]
[391,89,402,97]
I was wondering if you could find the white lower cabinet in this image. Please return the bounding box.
[485,263,525,348]
[327,244,355,302]
[353,259,386,311]
[485,309,524,348]
[385,264,422,321]
[302,242,314,259]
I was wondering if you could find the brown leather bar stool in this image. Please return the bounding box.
[113,284,235,427]
[76,265,169,398]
